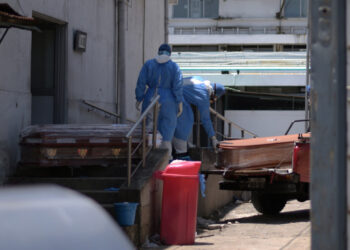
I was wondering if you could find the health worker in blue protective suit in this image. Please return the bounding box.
[135,44,183,158]
[173,76,225,158]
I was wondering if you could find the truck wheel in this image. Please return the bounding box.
[251,192,287,215]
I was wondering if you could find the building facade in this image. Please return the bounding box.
[168,0,308,52]
[0,0,166,180]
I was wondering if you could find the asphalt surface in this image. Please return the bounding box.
[142,199,310,250]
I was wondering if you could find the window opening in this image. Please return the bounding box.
[173,0,218,18]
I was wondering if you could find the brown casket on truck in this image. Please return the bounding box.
[217,133,311,175]
[19,124,146,167]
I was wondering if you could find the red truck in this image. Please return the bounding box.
[206,132,310,215]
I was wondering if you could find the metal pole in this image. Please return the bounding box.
[310,0,347,248]
[127,136,132,187]
[241,130,244,138]
[142,118,146,168]
[228,123,232,138]
[126,95,160,138]
[152,102,159,149]
[305,0,312,131]
[0,28,9,45]
[213,102,218,136]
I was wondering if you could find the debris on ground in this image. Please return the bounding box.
[195,233,215,239]
[197,217,215,229]
[207,224,226,230]
[142,239,159,248]
[142,234,161,248]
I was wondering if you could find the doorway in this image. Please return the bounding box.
[31,14,67,125]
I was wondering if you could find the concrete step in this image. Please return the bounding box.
[100,204,139,244]
[6,177,126,190]
[103,204,119,221]
[78,164,138,177]
[81,190,122,204]
[13,162,139,178]
[101,203,139,224]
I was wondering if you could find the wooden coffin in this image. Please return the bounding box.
[217,133,311,172]
[19,124,147,167]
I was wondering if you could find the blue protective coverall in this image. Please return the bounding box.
[135,58,183,141]
[174,76,217,141]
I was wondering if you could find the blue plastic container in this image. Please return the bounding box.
[114,202,139,226]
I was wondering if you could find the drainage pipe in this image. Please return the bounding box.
[164,0,168,43]
[118,0,127,123]
[114,0,119,123]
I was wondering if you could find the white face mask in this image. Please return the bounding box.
[155,54,170,64]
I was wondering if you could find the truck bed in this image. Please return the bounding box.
[216,133,310,171]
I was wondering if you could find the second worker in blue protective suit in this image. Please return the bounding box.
[135,44,183,159]
[173,76,225,158]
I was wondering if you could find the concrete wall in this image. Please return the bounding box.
[169,0,280,19]
[225,110,306,138]
[189,148,234,218]
[168,0,307,46]
[219,0,280,18]
[66,1,116,124]
[0,0,117,174]
[170,34,307,46]
[124,0,165,122]
[0,24,31,175]
[0,0,165,177]
[125,0,166,122]
[125,149,169,246]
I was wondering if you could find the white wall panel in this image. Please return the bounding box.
[224,110,306,138]
[219,0,280,18]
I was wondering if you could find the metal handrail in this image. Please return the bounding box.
[125,95,160,186]
[170,25,307,36]
[284,119,310,135]
[82,100,135,123]
[209,107,258,139]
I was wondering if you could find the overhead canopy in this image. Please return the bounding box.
[0,3,40,31]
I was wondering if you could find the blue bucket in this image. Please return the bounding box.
[114,202,139,226]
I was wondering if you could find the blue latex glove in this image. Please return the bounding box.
[199,174,206,198]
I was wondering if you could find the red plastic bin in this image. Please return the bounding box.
[155,161,201,245]
[163,160,201,175]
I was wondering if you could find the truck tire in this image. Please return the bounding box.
[251,191,287,215]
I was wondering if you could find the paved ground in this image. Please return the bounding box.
[143,199,310,250]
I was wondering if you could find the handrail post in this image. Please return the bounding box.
[127,136,132,187]
[142,118,146,168]
[124,95,160,187]
[209,107,258,138]
[214,112,218,137]
[214,103,218,134]
[196,107,200,147]
[228,123,232,138]
[152,102,159,149]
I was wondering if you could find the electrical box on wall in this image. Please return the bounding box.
[74,30,87,52]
